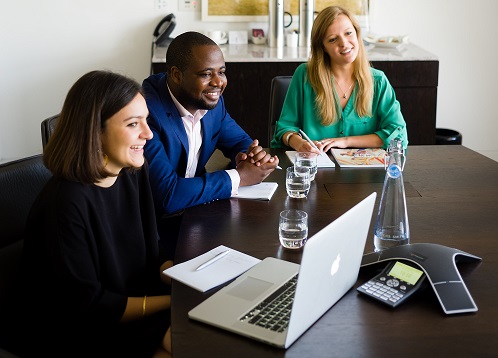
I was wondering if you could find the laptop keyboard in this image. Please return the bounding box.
[239,274,298,332]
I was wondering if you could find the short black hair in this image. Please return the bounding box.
[165,31,217,72]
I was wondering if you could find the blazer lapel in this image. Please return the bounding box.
[161,88,190,152]
[198,113,215,172]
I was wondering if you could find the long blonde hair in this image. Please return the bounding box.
[307,6,373,125]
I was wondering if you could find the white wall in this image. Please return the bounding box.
[1,0,498,162]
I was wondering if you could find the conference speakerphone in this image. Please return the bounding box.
[360,243,481,314]
[357,260,426,307]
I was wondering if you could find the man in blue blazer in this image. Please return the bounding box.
[143,31,279,258]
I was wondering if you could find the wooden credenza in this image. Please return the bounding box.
[152,43,438,147]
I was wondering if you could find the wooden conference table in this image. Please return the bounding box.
[171,146,498,357]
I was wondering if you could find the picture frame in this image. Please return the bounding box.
[201,0,368,23]
[201,0,269,22]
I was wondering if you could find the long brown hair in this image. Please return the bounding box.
[307,6,373,125]
[44,70,144,183]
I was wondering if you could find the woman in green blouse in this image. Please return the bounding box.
[271,6,408,152]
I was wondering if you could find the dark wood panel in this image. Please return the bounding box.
[371,60,439,87]
[396,87,438,145]
[223,62,301,147]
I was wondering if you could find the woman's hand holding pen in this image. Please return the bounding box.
[294,130,325,156]
[296,140,322,155]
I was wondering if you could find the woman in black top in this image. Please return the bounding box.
[19,71,172,357]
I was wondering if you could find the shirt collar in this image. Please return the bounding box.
[167,83,208,119]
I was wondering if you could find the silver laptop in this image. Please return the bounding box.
[188,192,376,348]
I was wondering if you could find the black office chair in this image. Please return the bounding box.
[0,155,52,356]
[41,114,59,149]
[268,76,292,147]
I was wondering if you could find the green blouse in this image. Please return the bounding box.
[270,63,408,149]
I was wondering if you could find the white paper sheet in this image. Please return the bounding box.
[286,151,336,168]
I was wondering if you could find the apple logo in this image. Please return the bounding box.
[330,254,341,276]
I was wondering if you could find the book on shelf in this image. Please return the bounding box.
[330,148,387,168]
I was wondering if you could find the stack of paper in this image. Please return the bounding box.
[232,182,278,200]
[286,151,335,168]
[162,245,261,292]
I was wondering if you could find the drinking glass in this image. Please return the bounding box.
[295,152,318,181]
[286,166,310,198]
[279,209,309,249]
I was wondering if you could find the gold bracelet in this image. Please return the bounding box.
[142,295,147,317]
[284,131,299,146]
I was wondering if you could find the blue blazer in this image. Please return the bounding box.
[143,73,253,216]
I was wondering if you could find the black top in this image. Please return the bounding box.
[18,167,169,356]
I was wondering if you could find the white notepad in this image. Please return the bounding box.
[232,182,278,200]
[162,245,261,292]
[286,151,336,168]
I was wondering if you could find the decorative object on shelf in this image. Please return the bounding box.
[364,34,410,49]
[206,30,228,45]
[251,29,266,45]
[286,30,298,47]
[298,0,314,47]
[268,0,285,48]
[228,31,248,44]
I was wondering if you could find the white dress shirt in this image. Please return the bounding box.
[167,85,240,194]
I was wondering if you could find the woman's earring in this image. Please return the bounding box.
[103,153,108,166]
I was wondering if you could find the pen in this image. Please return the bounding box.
[195,250,230,271]
[299,129,327,158]
[276,166,282,170]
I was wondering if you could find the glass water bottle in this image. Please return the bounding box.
[373,138,410,251]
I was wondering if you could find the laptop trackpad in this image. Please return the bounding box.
[227,276,273,301]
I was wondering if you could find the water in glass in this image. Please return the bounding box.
[295,152,318,181]
[279,209,308,249]
[286,166,310,198]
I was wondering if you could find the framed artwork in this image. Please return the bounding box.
[201,0,368,22]
[201,0,269,22]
